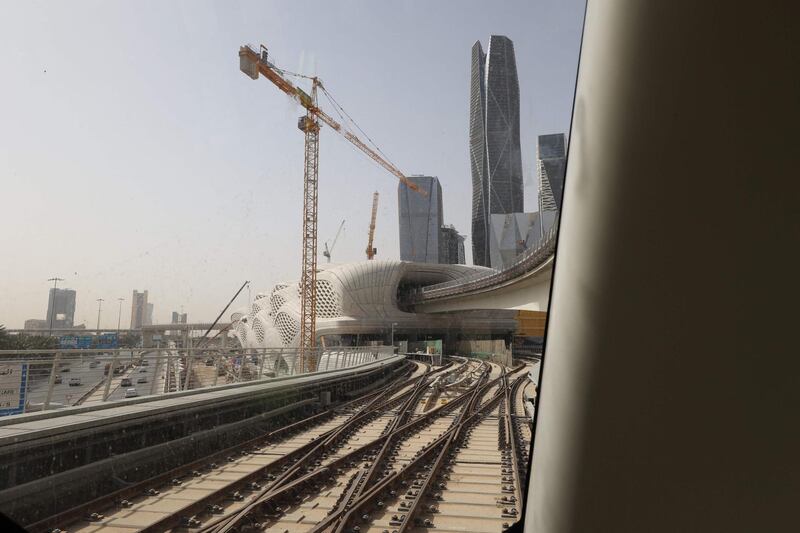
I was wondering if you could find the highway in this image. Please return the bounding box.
[24,356,114,408]
[105,361,158,401]
[18,351,174,408]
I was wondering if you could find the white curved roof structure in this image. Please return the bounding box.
[232,260,515,349]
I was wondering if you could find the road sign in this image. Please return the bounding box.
[60,335,78,349]
[96,333,118,349]
[0,363,28,416]
[77,336,93,349]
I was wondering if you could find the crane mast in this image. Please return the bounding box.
[297,81,320,371]
[366,192,379,260]
[239,44,424,371]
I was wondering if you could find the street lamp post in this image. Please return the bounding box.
[47,276,64,337]
[96,298,104,331]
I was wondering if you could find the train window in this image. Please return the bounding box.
[0,2,584,531]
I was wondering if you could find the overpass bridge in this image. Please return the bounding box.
[5,328,142,335]
[140,322,232,348]
[403,216,558,313]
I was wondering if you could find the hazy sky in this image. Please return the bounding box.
[0,0,584,329]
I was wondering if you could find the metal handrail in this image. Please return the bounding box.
[0,345,395,417]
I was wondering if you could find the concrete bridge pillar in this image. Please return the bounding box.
[142,330,154,348]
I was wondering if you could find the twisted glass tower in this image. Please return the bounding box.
[470,35,523,267]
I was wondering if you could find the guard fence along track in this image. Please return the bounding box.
[35,358,534,533]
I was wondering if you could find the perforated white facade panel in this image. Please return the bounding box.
[231,260,498,349]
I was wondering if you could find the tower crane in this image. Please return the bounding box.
[238,44,425,372]
[323,219,346,263]
[366,192,379,260]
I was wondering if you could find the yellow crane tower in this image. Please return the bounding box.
[366,192,379,260]
[238,44,425,372]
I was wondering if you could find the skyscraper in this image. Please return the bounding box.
[398,176,443,263]
[439,225,466,265]
[538,132,565,159]
[537,133,567,235]
[130,290,149,329]
[45,288,76,328]
[470,35,523,267]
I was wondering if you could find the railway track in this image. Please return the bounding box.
[36,358,533,533]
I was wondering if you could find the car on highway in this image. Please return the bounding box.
[89,361,99,368]
[137,376,147,384]
[124,388,138,398]
[139,367,148,373]
[54,375,63,384]
[68,377,81,386]
[121,378,132,387]
[60,366,70,372]
[140,359,149,366]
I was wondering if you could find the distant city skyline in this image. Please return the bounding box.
[0,1,584,328]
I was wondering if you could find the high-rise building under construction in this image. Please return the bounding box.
[469,35,523,267]
[45,288,76,329]
[130,290,152,329]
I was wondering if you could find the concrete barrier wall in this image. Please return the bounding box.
[456,339,512,366]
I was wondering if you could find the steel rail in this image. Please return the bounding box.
[312,363,497,533]
[203,364,460,533]
[33,363,419,533]
[206,363,491,533]
[504,372,529,520]
[496,369,528,521]
[349,367,448,497]
[138,371,427,533]
[27,397,318,533]
[332,369,513,533]
[393,372,529,533]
